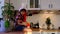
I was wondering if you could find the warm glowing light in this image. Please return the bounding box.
[24,28,32,34]
[50,12,54,14]
[44,11,48,14]
[27,31,32,34]
[44,10,54,14]
[41,13,54,18]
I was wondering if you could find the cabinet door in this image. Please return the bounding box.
[43,32,50,34]
[27,0,40,10]
[52,0,60,10]
[30,0,39,8]
[32,31,40,34]
[41,0,50,10]
[50,32,57,34]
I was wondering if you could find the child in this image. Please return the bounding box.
[20,8,27,22]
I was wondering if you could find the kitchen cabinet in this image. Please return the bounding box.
[39,0,60,10]
[26,0,40,10]
[7,0,60,10]
[31,30,58,34]
[43,32,57,34]
[32,31,40,34]
[41,0,50,10]
[40,30,58,34]
[27,0,52,10]
[51,0,60,10]
[6,0,60,10]
[27,0,60,10]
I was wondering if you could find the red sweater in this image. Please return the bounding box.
[23,13,26,22]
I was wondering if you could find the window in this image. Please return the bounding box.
[30,0,39,8]
[35,0,39,8]
[52,33,55,34]
[30,0,34,8]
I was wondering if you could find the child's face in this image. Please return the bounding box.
[21,11,26,15]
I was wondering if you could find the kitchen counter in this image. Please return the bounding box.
[31,28,60,32]
[31,28,60,34]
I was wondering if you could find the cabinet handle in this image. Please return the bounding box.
[51,4,53,8]
[49,4,53,8]
[49,4,50,8]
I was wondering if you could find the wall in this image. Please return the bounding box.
[5,0,27,10]
[26,13,60,29]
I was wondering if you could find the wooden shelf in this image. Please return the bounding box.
[31,28,40,31]
[30,28,60,32]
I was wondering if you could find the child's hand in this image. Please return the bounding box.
[22,22,27,26]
